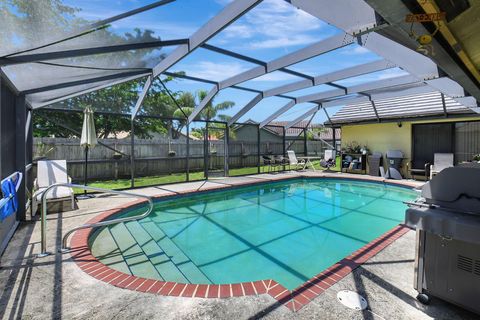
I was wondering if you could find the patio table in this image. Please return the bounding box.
[297,156,322,171]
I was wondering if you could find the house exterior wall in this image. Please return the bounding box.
[232,125,283,143]
[341,116,480,175]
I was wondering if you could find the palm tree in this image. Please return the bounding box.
[173,90,234,121]
[172,90,235,139]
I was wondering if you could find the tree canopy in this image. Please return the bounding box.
[4,0,236,140]
[34,77,178,139]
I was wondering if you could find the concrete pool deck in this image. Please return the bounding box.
[0,172,478,319]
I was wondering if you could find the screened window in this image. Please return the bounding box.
[455,121,480,163]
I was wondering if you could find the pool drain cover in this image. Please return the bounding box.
[336,290,368,310]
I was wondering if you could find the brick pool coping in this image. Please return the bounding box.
[69,174,417,312]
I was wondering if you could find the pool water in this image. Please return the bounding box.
[90,179,417,290]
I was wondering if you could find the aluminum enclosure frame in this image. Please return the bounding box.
[3,0,475,126]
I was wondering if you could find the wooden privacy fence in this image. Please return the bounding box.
[33,137,329,182]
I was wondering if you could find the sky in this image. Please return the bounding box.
[63,0,407,125]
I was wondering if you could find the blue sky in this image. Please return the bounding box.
[64,0,407,124]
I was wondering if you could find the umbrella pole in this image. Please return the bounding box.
[78,146,94,199]
[84,146,88,195]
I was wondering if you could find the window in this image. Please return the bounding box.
[455,121,480,163]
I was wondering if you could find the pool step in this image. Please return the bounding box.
[108,223,162,280]
[140,219,211,284]
[124,221,189,283]
[90,228,130,274]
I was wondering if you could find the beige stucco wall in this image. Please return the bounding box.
[341,116,480,175]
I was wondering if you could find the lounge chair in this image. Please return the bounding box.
[430,153,454,179]
[32,160,75,215]
[287,150,306,170]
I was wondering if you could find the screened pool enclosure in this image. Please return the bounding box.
[1,0,479,223]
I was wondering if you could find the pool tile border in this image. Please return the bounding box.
[69,174,417,312]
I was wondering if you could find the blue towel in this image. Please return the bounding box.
[1,178,18,221]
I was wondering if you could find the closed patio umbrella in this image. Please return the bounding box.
[80,107,97,198]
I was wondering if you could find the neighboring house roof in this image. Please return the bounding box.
[222,119,341,141]
[328,92,475,125]
[316,128,341,141]
[267,121,340,140]
[233,119,282,137]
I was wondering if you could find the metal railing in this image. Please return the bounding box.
[38,183,153,257]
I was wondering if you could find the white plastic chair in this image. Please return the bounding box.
[324,149,336,161]
[287,150,306,170]
[32,160,75,215]
[430,153,454,179]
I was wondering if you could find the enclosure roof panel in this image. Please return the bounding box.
[329,92,475,125]
[0,0,478,125]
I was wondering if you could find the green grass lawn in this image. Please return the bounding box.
[74,156,341,194]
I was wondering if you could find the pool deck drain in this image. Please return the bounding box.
[70,175,414,312]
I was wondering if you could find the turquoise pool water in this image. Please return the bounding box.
[90,178,417,290]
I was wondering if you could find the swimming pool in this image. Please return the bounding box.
[90,178,417,291]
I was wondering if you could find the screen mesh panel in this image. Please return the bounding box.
[229,123,259,176]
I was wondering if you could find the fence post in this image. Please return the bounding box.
[186,122,190,182]
[130,119,135,188]
[257,125,261,174]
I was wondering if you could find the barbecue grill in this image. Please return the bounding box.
[405,166,480,315]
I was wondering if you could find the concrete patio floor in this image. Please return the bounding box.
[0,172,477,319]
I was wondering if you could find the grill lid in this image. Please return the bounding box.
[421,167,480,215]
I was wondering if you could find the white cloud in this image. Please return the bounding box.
[222,24,255,39]
[217,0,327,49]
[249,71,299,82]
[172,61,298,83]
[174,61,248,81]
[77,8,197,39]
[249,35,320,49]
[340,46,370,55]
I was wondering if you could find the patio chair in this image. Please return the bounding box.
[32,160,75,215]
[272,155,288,172]
[430,153,454,179]
[407,160,430,181]
[320,149,336,171]
[287,150,306,170]
[262,155,274,173]
[368,152,383,177]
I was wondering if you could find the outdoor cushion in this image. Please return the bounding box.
[37,160,69,187]
[35,186,73,201]
[431,153,454,172]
